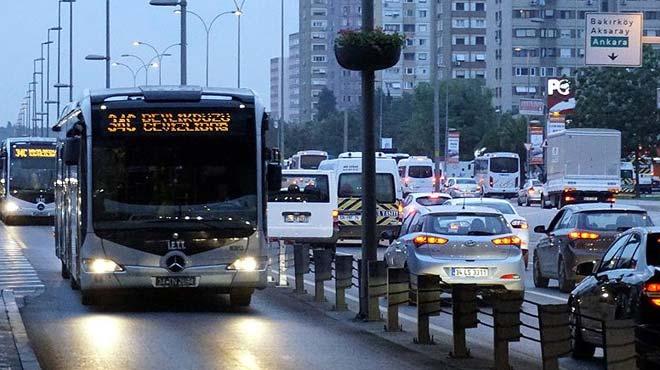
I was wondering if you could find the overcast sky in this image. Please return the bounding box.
[0,0,299,126]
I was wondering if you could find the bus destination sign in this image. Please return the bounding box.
[104,112,232,134]
[14,147,57,158]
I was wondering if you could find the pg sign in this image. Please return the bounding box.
[585,13,643,67]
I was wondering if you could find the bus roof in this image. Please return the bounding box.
[478,152,520,159]
[3,137,56,144]
[294,150,328,156]
[84,86,259,105]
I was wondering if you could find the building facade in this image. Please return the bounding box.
[487,0,660,113]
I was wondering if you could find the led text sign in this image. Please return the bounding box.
[105,112,231,133]
[14,147,57,158]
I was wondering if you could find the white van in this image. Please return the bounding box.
[267,170,338,247]
[398,156,435,195]
[319,152,403,241]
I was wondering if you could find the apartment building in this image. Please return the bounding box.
[487,0,660,113]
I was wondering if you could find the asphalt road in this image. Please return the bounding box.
[5,225,440,370]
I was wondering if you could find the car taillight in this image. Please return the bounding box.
[500,273,520,280]
[413,234,448,247]
[510,219,528,229]
[568,230,599,240]
[564,195,576,202]
[492,236,521,246]
[404,177,411,185]
[644,283,660,306]
[606,197,616,203]
[397,202,403,221]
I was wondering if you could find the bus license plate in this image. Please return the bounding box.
[584,197,598,201]
[154,276,198,288]
[451,268,488,278]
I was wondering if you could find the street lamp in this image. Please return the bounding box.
[174,8,241,86]
[55,0,76,115]
[45,27,60,136]
[133,41,179,85]
[121,54,150,85]
[149,0,188,85]
[85,54,111,88]
[112,62,138,87]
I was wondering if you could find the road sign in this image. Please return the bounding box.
[523,143,532,151]
[585,13,643,67]
[519,99,545,116]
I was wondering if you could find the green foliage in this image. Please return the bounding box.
[572,45,660,155]
[335,28,405,49]
[478,113,529,162]
[284,80,498,160]
[316,88,337,121]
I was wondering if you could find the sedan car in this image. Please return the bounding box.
[445,197,530,267]
[385,205,524,292]
[401,192,452,218]
[517,179,543,207]
[569,227,660,368]
[442,177,481,198]
[533,203,653,293]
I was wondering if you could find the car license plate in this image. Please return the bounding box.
[339,214,361,222]
[451,268,489,278]
[584,197,598,201]
[154,276,198,288]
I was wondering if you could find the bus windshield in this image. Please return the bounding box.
[300,155,326,169]
[9,143,56,202]
[338,173,395,203]
[92,105,257,235]
[490,157,518,173]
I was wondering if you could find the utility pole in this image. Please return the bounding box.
[359,0,377,320]
[279,0,285,156]
[430,0,440,191]
[343,110,348,152]
[180,0,187,85]
[106,0,111,88]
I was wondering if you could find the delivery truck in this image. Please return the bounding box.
[542,129,621,209]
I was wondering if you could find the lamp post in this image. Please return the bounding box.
[38,44,46,136]
[175,8,241,86]
[133,41,179,85]
[149,0,187,85]
[55,1,76,114]
[45,27,60,135]
[112,62,138,87]
[85,54,111,88]
[105,0,111,88]
[64,0,75,101]
[121,54,149,85]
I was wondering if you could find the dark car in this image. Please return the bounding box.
[532,203,653,293]
[569,227,660,368]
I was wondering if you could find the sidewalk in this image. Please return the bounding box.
[617,198,660,212]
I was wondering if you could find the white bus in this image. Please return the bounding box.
[0,137,57,224]
[288,150,328,170]
[53,86,281,306]
[474,152,520,197]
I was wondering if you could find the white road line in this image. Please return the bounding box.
[524,289,566,302]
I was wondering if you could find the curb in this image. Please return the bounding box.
[2,290,41,370]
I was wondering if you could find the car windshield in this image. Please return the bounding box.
[576,211,653,231]
[490,157,518,173]
[269,174,330,203]
[416,196,449,206]
[456,179,476,184]
[338,173,395,203]
[647,233,660,267]
[408,165,433,178]
[300,155,326,169]
[426,213,510,236]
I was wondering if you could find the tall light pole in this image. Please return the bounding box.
[176,9,241,86]
[430,0,440,191]
[279,0,285,155]
[39,44,48,136]
[121,54,149,85]
[133,41,179,85]
[45,27,60,134]
[112,62,138,87]
[105,0,111,88]
[149,0,187,85]
[67,0,74,101]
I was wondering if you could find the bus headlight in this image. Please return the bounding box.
[4,201,19,213]
[228,257,258,271]
[83,258,124,274]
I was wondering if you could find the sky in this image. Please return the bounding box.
[0,0,299,127]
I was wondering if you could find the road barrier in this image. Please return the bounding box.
[333,254,353,311]
[491,293,523,370]
[293,245,309,294]
[451,285,478,358]
[536,304,571,370]
[385,268,408,332]
[312,249,333,302]
[411,274,442,344]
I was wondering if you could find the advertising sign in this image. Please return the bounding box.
[585,12,643,67]
[529,126,544,165]
[546,115,566,136]
[447,131,460,163]
[381,138,393,149]
[519,99,545,116]
[547,78,575,116]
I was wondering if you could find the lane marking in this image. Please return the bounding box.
[524,289,566,302]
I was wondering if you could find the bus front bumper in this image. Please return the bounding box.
[80,265,268,292]
[3,201,54,218]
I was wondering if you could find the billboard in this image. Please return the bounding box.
[519,99,545,116]
[547,115,566,136]
[447,131,460,163]
[547,78,575,116]
[529,126,544,165]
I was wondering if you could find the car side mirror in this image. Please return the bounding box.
[575,261,596,276]
[267,163,282,193]
[533,225,547,234]
[63,137,80,166]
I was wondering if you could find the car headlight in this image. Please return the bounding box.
[228,257,258,271]
[83,258,124,273]
[4,201,19,213]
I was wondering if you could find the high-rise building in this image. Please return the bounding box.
[487,0,660,113]
[269,56,286,121]
[288,33,301,124]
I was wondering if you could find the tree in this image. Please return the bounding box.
[316,88,338,121]
[478,113,528,165]
[572,45,660,155]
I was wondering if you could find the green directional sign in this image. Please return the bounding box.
[585,13,643,67]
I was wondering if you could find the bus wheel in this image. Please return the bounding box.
[61,261,70,279]
[230,289,253,307]
[81,291,97,306]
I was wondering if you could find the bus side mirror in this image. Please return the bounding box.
[267,163,282,192]
[63,137,80,166]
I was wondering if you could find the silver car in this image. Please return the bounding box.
[443,177,481,198]
[517,179,543,206]
[385,206,525,292]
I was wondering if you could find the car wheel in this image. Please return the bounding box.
[230,289,253,307]
[81,291,97,306]
[558,257,575,293]
[541,194,548,209]
[570,302,596,359]
[517,196,522,206]
[533,253,549,288]
[526,197,531,207]
[61,260,70,279]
